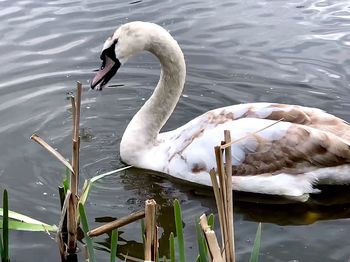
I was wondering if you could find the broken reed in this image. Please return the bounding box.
[29,81,161,261]
[67,82,82,253]
[28,80,262,261]
[202,125,280,261]
[88,210,145,237]
[204,130,235,262]
[31,81,82,259]
[169,130,237,262]
[86,200,158,262]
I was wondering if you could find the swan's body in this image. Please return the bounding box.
[91,21,350,201]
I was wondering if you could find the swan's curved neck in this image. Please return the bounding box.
[120,29,186,163]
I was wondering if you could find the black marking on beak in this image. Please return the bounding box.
[91,41,121,90]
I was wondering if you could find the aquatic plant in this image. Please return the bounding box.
[195,214,214,262]
[169,232,175,262]
[31,82,84,259]
[73,129,262,261]
[173,199,186,262]
[79,203,96,262]
[0,189,58,262]
[0,190,8,262]
[28,81,261,261]
[110,229,118,262]
[249,223,262,262]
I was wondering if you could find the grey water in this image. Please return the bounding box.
[0,0,350,261]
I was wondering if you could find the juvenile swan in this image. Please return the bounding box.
[91,21,350,201]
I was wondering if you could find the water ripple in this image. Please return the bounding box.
[1,0,350,261]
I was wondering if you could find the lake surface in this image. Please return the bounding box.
[1,0,350,261]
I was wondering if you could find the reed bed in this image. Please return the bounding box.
[0,81,264,262]
[31,82,83,259]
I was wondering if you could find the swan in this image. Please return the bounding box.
[91,21,350,201]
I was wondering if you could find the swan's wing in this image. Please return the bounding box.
[234,103,350,141]
[161,116,350,178]
[161,102,350,143]
[151,104,350,197]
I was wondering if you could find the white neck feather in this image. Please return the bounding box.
[120,24,186,164]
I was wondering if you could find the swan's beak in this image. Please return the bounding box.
[91,56,121,90]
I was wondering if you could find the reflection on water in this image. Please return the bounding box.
[237,186,350,225]
[88,169,350,261]
[0,0,350,261]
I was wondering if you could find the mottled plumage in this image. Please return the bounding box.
[91,22,350,201]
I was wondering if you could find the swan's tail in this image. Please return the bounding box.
[232,173,320,202]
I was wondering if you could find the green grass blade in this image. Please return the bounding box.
[173,199,185,262]
[76,180,92,223]
[0,220,57,232]
[207,214,214,229]
[110,229,118,262]
[0,233,3,259]
[79,203,96,262]
[249,223,262,262]
[169,232,175,262]
[75,167,132,225]
[3,189,9,262]
[63,167,70,194]
[140,219,145,247]
[195,218,207,262]
[79,180,91,207]
[76,166,132,223]
[0,207,57,232]
[0,209,54,226]
[90,166,132,183]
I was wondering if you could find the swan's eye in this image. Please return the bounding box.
[113,38,118,44]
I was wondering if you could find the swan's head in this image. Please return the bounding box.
[91,22,153,90]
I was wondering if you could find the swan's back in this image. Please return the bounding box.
[139,103,350,199]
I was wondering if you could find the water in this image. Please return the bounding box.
[0,0,350,261]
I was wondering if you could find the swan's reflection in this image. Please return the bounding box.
[90,167,350,260]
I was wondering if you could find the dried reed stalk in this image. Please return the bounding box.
[71,140,79,196]
[220,118,284,149]
[70,82,82,196]
[70,95,77,193]
[31,82,83,258]
[57,190,71,238]
[215,146,227,209]
[215,145,231,261]
[153,225,159,262]
[30,134,74,173]
[67,192,77,253]
[144,199,157,261]
[200,214,223,262]
[67,82,82,253]
[224,130,235,262]
[56,190,71,261]
[209,168,225,248]
[207,130,236,262]
[57,190,71,260]
[58,233,65,262]
[88,210,145,237]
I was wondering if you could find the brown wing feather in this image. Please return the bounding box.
[232,124,350,176]
[241,104,350,142]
